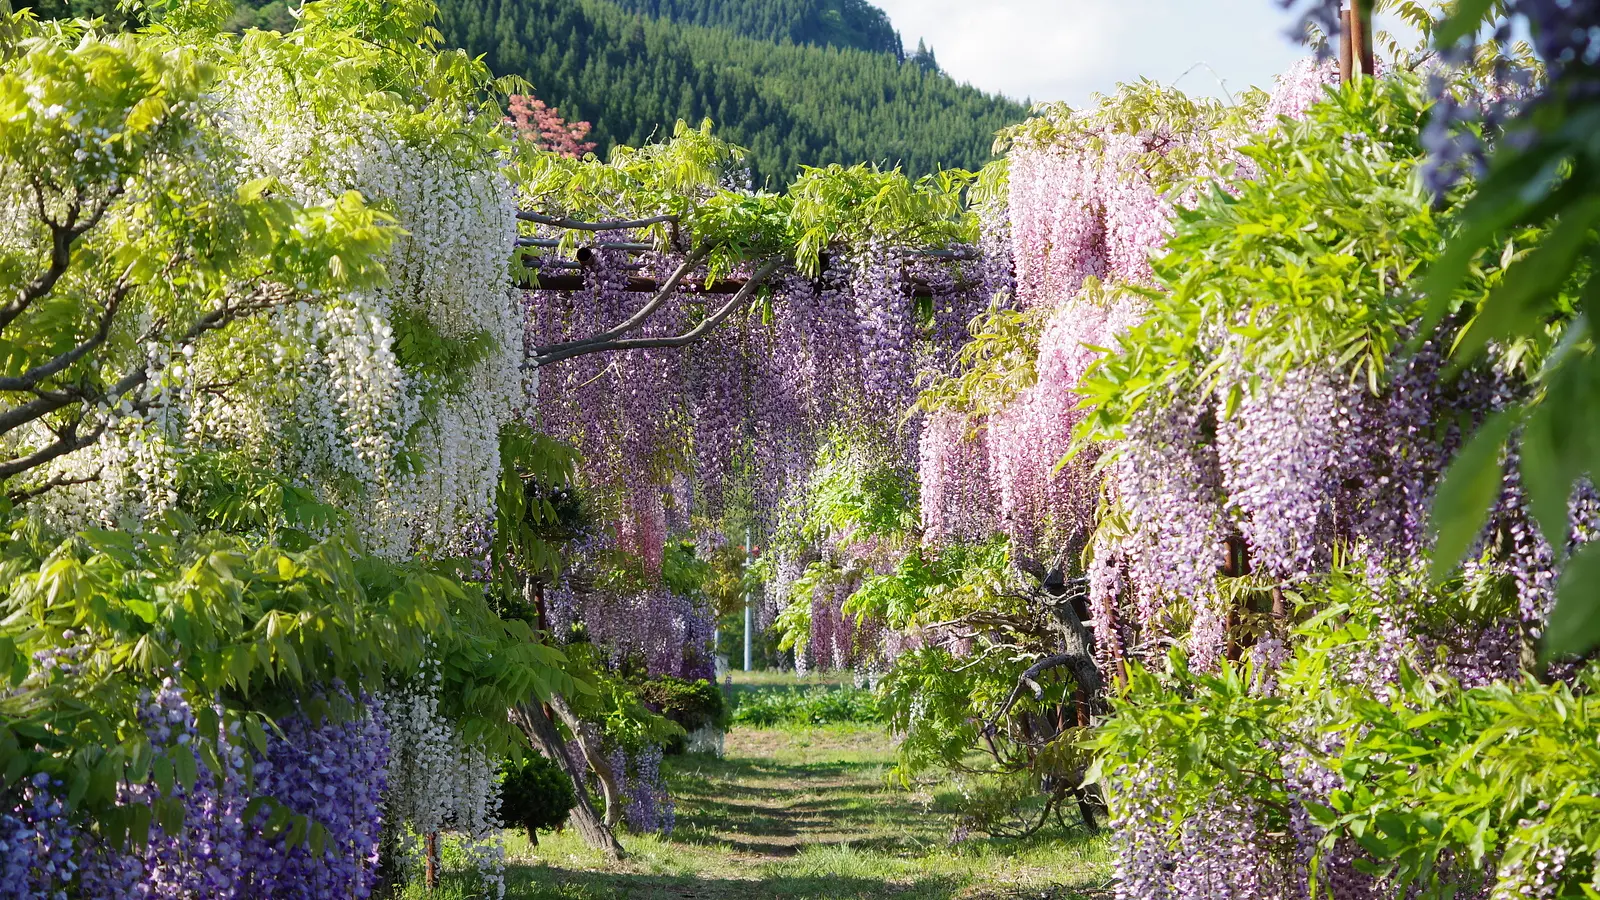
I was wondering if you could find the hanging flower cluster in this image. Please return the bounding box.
[40,58,526,561]
[1075,66,1600,900]
[917,411,996,545]
[1002,85,1249,309]
[0,682,390,900]
[546,575,718,682]
[607,745,675,836]
[226,73,524,558]
[383,657,505,897]
[916,82,1252,558]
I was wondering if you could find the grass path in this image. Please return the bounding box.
[483,676,1113,900]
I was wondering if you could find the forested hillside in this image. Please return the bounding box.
[439,0,1024,185]
[26,0,1024,184]
[603,0,903,55]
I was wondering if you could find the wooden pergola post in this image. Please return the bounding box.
[424,831,440,890]
[1339,2,1376,84]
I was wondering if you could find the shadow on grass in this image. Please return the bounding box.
[414,717,1113,900]
[507,866,962,900]
[418,865,1107,900]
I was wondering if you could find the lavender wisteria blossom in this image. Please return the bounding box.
[0,685,389,900]
[1419,0,1596,196]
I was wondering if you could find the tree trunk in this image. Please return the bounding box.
[510,702,626,860]
[1040,588,1103,705]
[547,694,625,829]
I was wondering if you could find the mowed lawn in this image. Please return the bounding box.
[425,673,1113,900]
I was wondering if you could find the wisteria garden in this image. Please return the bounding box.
[1,0,1600,897]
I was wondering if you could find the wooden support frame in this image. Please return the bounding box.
[517,272,937,298]
[1339,2,1376,84]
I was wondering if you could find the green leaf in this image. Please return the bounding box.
[129,802,153,849]
[1303,800,1339,829]
[172,749,198,791]
[157,797,185,835]
[1454,196,1600,364]
[66,767,88,808]
[1434,0,1495,48]
[1544,541,1600,658]
[198,740,224,786]
[244,716,270,757]
[1520,394,1583,554]
[126,598,158,624]
[263,802,291,838]
[1429,410,1517,581]
[1420,145,1573,332]
[152,755,173,797]
[1466,810,1491,866]
[287,813,309,848]
[124,739,152,784]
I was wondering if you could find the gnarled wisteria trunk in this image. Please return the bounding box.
[510,701,627,861]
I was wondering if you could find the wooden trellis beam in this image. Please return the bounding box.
[518,237,656,252]
[514,210,976,301]
[515,210,679,231]
[517,273,939,298]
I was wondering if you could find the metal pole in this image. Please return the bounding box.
[1339,5,1354,85]
[743,527,753,672]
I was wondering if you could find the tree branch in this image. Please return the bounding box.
[518,237,654,252]
[0,281,294,480]
[983,653,1080,737]
[0,418,110,480]
[0,391,82,440]
[7,468,102,506]
[531,258,783,367]
[532,245,712,357]
[0,274,130,393]
[0,185,123,334]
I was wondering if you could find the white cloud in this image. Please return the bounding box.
[874,0,1318,106]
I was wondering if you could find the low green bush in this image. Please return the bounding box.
[731,686,884,727]
[633,676,729,753]
[498,753,577,845]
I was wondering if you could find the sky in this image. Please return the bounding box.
[872,0,1339,107]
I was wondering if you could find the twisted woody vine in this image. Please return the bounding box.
[0,0,1598,897]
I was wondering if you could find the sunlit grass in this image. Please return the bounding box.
[416,703,1113,900]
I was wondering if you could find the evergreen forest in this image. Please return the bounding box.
[436,0,1023,185]
[206,0,1025,185]
[599,0,904,55]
